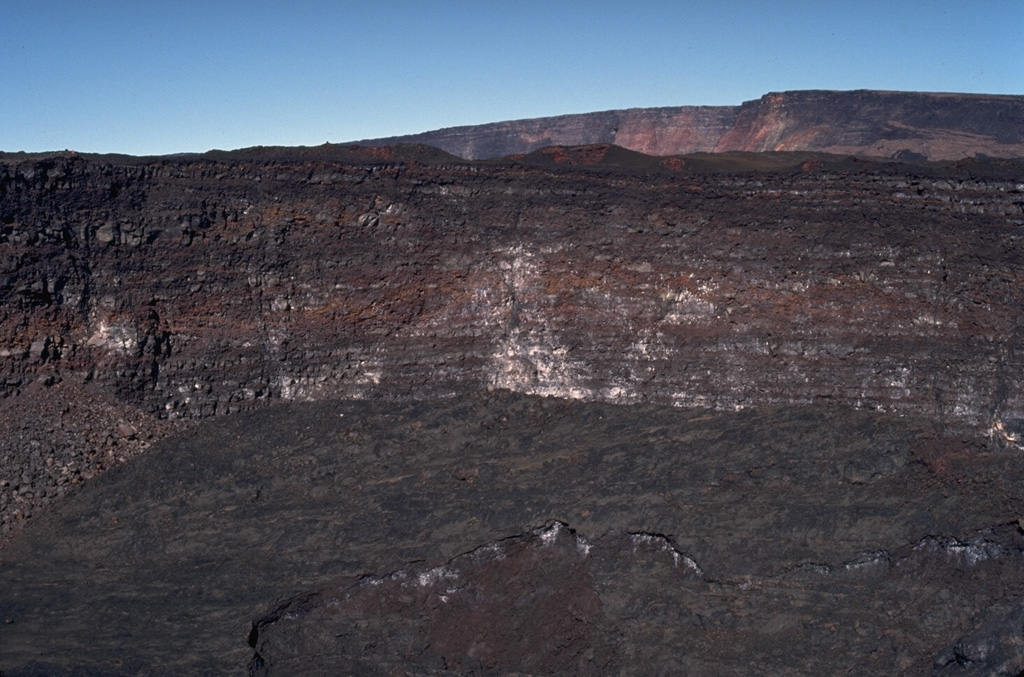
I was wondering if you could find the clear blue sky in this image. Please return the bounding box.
[2,1,1021,156]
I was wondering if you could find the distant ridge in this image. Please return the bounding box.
[356,90,1024,161]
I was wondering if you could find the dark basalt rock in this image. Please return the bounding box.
[934,602,1024,675]
[249,522,611,676]
[1,392,1023,674]
[249,522,1024,676]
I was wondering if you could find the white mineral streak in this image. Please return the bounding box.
[533,521,591,557]
[913,535,1004,567]
[414,566,459,588]
[86,320,138,355]
[357,570,407,589]
[346,353,383,386]
[276,374,334,401]
[658,287,716,324]
[472,541,508,561]
[267,324,339,401]
[842,551,890,572]
[273,337,381,401]
[990,417,1023,449]
[537,521,564,545]
[483,244,758,414]
[489,246,596,400]
[629,533,703,575]
[487,246,722,405]
[476,244,1015,432]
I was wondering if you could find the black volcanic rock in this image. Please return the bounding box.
[359,90,1024,160]
[2,392,1023,674]
[249,522,612,675]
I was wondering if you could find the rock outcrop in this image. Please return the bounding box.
[360,90,1024,160]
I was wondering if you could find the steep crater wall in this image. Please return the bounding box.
[362,90,1024,160]
[1,153,1024,536]
[2,155,1024,429]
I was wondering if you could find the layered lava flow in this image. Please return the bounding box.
[2,147,1024,675]
[4,153,1024,420]
[1,149,1023,536]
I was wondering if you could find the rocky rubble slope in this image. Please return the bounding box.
[1,148,1023,541]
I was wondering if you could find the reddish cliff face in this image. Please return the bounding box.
[362,90,1024,160]
[609,106,738,154]
[717,90,1024,158]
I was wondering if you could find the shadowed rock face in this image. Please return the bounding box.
[1,393,1023,675]
[360,90,1024,160]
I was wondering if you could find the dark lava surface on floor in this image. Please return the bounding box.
[2,391,1023,675]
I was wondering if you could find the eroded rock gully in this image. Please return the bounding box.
[1,149,1024,674]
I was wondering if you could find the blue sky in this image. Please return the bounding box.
[2,1,1021,155]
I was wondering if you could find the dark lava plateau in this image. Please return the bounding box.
[2,90,1024,675]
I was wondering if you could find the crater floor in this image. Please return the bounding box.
[2,391,1022,675]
